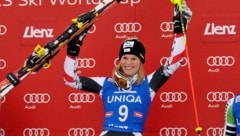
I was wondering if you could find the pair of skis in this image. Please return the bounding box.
[0,0,121,98]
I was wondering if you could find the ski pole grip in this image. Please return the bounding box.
[6,73,20,86]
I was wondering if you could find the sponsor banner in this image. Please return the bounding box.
[159,127,188,136]
[113,21,143,39]
[0,59,7,70]
[20,18,56,46]
[68,128,95,136]
[201,15,239,43]
[206,127,224,136]
[207,91,235,103]
[76,58,96,69]
[206,55,236,73]
[23,128,50,136]
[0,25,7,36]
[0,128,5,136]
[1,0,240,135]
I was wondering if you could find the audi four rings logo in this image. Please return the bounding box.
[0,128,5,136]
[114,22,142,33]
[159,127,187,136]
[160,57,188,67]
[0,59,7,69]
[207,91,234,102]
[114,58,119,66]
[24,93,50,104]
[0,25,7,35]
[160,22,174,32]
[160,92,188,102]
[1,96,6,103]
[88,24,96,34]
[68,128,95,136]
[207,56,235,66]
[206,127,224,136]
[76,58,96,68]
[68,93,95,103]
[23,128,50,136]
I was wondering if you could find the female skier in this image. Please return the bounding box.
[63,1,192,135]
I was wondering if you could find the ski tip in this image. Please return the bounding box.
[72,18,77,23]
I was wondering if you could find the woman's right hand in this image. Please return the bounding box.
[67,24,93,57]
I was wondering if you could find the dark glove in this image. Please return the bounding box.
[173,13,187,34]
[173,1,192,33]
[67,24,93,57]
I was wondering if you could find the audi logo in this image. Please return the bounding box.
[114,22,142,33]
[206,127,224,136]
[207,91,234,102]
[76,58,96,68]
[68,128,95,136]
[0,25,7,35]
[160,22,174,32]
[160,57,188,67]
[159,127,187,136]
[24,93,50,104]
[1,96,6,103]
[68,93,95,103]
[207,56,235,67]
[160,92,188,102]
[114,58,119,66]
[23,128,50,136]
[88,24,96,34]
[0,128,5,136]
[0,59,7,69]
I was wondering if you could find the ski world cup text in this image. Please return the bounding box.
[0,0,141,7]
[0,0,140,7]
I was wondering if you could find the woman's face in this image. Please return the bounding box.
[119,54,141,77]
